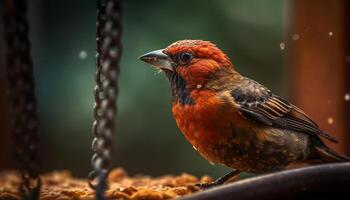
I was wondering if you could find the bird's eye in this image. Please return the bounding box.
[179,52,193,64]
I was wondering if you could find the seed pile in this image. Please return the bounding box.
[0,168,212,200]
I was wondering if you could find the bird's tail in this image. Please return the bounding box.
[314,145,350,162]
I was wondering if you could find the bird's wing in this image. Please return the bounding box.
[230,78,338,143]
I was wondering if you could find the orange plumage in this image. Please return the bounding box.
[140,40,350,187]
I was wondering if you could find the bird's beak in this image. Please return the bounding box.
[139,49,173,71]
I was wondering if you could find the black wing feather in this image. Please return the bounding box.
[231,78,338,143]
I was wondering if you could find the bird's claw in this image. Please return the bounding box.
[194,182,219,190]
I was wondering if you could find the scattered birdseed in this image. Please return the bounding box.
[0,168,213,200]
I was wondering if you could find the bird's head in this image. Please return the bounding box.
[140,40,236,104]
[140,40,234,88]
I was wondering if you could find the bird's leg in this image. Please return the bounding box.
[195,170,241,189]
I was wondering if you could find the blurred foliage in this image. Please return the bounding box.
[28,0,288,177]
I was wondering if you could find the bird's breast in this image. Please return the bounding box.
[172,90,241,162]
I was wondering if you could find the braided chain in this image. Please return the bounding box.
[2,0,41,199]
[89,0,122,199]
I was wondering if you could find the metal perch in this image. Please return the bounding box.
[183,163,350,200]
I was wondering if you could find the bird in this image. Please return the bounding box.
[139,40,350,188]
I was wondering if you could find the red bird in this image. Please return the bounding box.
[139,40,349,188]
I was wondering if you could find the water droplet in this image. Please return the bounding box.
[79,50,88,59]
[345,93,350,101]
[292,34,300,40]
[327,117,334,125]
[279,42,285,50]
[328,32,333,36]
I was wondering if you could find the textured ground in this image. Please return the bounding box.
[0,168,212,200]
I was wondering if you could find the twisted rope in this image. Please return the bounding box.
[2,0,41,199]
[89,0,122,199]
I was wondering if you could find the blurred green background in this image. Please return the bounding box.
[26,0,288,177]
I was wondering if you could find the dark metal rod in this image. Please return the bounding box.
[1,0,41,199]
[89,0,122,199]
